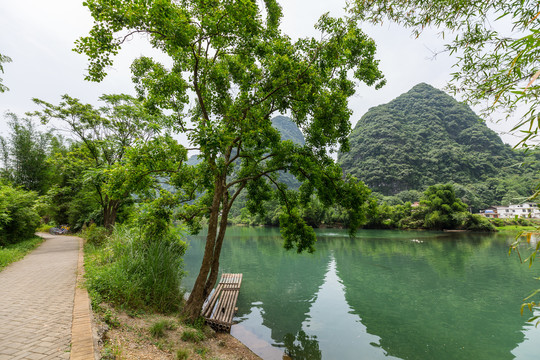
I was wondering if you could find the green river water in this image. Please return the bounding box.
[182,227,540,360]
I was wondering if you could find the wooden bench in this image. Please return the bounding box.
[202,273,243,332]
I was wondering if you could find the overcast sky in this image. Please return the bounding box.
[0,0,520,146]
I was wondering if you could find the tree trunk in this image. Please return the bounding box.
[203,191,230,297]
[103,198,119,230]
[183,178,224,320]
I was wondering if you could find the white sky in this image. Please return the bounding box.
[0,0,521,146]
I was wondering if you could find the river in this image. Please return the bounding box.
[182,227,540,360]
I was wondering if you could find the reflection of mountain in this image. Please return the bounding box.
[303,256,399,360]
[334,234,533,360]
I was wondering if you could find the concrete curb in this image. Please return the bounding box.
[70,237,96,360]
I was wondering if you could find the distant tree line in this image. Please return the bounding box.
[229,183,496,232]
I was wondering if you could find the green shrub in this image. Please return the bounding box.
[0,184,40,246]
[490,218,504,227]
[462,214,496,232]
[517,217,533,226]
[85,225,187,312]
[84,223,109,246]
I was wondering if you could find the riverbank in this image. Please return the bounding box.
[495,225,540,233]
[81,225,261,359]
[92,304,261,360]
[231,220,540,233]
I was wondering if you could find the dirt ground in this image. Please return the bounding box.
[93,305,262,360]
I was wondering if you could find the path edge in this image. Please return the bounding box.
[70,236,97,360]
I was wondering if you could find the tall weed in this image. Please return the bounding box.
[85,224,187,312]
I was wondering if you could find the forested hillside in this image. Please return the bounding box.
[271,115,305,145]
[338,83,539,209]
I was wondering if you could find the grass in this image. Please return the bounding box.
[181,329,205,343]
[0,236,44,271]
[176,348,190,360]
[36,224,54,233]
[195,346,210,357]
[103,309,120,328]
[149,319,176,338]
[495,225,540,232]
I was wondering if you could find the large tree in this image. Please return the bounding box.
[352,0,540,147]
[75,0,385,319]
[0,113,51,194]
[32,94,183,229]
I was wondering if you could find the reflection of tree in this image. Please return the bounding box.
[319,230,492,277]
[184,226,329,341]
[283,331,321,360]
[334,232,535,360]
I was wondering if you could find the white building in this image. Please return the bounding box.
[479,203,540,219]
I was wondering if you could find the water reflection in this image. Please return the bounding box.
[283,331,321,360]
[334,233,534,360]
[512,309,540,358]
[183,228,540,360]
[302,255,398,359]
[184,227,328,343]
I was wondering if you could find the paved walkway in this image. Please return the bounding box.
[0,233,93,360]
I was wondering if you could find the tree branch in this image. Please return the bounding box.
[264,174,291,213]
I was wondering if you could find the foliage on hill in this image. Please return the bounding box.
[365,184,496,231]
[338,83,540,209]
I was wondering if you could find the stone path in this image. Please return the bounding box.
[0,233,93,360]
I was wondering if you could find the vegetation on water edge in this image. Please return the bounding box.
[489,218,540,232]
[495,225,539,232]
[84,223,187,313]
[231,183,497,232]
[0,236,44,271]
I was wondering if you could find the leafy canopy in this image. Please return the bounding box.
[0,113,52,194]
[0,183,40,246]
[75,0,386,252]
